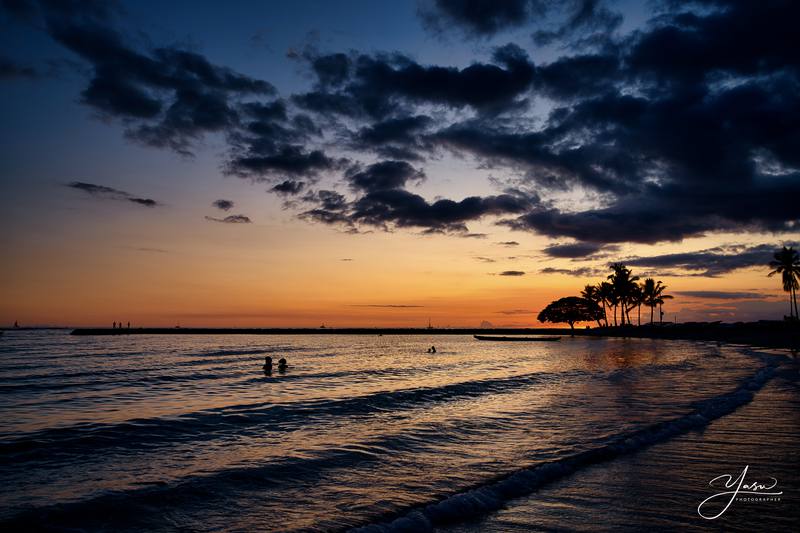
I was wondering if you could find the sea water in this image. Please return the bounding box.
[0,331,788,531]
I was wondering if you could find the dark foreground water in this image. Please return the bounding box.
[0,331,797,531]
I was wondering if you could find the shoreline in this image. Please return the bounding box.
[63,322,800,350]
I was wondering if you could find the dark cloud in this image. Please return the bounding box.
[300,164,536,235]
[10,0,340,180]
[300,189,354,228]
[0,55,38,79]
[353,114,433,160]
[204,214,252,224]
[67,181,159,207]
[474,257,496,263]
[533,0,622,46]
[622,244,795,277]
[539,266,603,277]
[627,0,800,84]
[21,1,800,248]
[128,197,157,207]
[41,10,273,155]
[674,291,766,300]
[542,242,618,258]
[226,145,347,180]
[430,2,799,244]
[294,44,536,119]
[346,189,534,234]
[419,0,622,43]
[223,98,335,180]
[498,270,525,276]
[535,53,621,100]
[346,160,425,192]
[418,0,534,37]
[212,199,234,211]
[271,180,305,195]
[311,52,350,87]
[497,241,519,247]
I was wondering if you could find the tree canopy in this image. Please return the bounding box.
[537,296,604,333]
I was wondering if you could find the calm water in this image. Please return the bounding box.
[0,331,793,531]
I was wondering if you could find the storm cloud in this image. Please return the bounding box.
[15,0,800,245]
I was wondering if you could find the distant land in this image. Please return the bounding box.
[63,323,799,350]
[70,327,566,336]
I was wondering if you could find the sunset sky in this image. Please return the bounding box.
[1,0,798,327]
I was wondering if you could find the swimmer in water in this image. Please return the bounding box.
[263,356,273,374]
[278,358,288,372]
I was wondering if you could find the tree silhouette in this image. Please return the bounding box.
[631,282,644,326]
[641,278,672,324]
[608,263,639,326]
[597,281,614,327]
[538,296,604,335]
[581,284,604,327]
[768,246,800,320]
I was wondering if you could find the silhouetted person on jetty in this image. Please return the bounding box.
[113,321,116,329]
[127,322,130,329]
[263,356,273,374]
[278,358,288,372]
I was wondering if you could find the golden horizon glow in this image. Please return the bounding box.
[0,195,790,327]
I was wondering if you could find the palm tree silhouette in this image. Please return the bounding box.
[642,278,672,325]
[597,281,614,327]
[768,246,800,320]
[608,263,640,326]
[581,284,604,327]
[631,282,644,326]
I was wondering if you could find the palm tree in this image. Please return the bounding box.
[598,281,614,327]
[608,264,639,326]
[768,246,800,320]
[642,278,673,325]
[581,284,604,327]
[631,283,644,326]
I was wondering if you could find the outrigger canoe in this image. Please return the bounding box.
[473,335,561,342]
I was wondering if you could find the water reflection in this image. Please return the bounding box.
[0,332,766,531]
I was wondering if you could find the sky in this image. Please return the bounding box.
[0,0,798,327]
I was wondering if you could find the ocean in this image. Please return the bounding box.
[0,331,797,531]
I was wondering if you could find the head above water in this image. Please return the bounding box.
[265,356,272,364]
[278,358,287,365]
